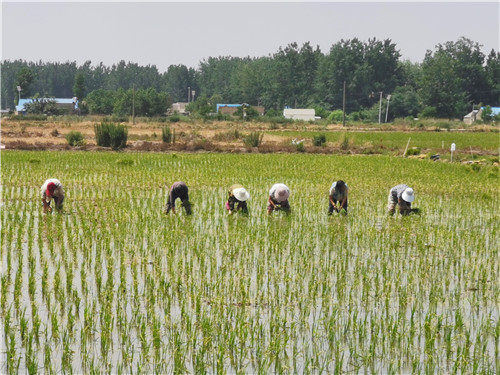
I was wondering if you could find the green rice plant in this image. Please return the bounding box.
[1,151,498,373]
[94,122,128,149]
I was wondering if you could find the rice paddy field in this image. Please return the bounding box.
[1,150,499,374]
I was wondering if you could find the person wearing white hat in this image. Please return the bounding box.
[388,184,415,215]
[328,180,348,215]
[267,183,291,215]
[226,184,250,215]
[40,178,65,213]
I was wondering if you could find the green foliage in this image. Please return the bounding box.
[168,115,180,123]
[295,141,305,152]
[1,151,498,373]
[340,133,350,150]
[243,131,264,147]
[24,97,60,115]
[162,125,175,143]
[419,106,437,118]
[73,73,86,99]
[312,134,327,146]
[405,147,421,156]
[15,67,34,100]
[65,131,85,146]
[94,122,128,149]
[327,110,344,123]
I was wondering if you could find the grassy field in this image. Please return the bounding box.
[269,130,500,152]
[1,151,499,373]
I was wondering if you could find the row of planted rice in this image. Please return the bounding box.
[1,151,498,374]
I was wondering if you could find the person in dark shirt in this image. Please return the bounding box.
[225,184,250,215]
[328,180,348,215]
[165,181,192,215]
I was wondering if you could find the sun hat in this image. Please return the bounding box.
[275,186,289,202]
[46,182,57,196]
[233,187,250,202]
[402,188,415,203]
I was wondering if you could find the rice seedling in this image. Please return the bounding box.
[1,150,498,373]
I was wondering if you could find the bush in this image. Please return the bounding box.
[169,115,180,123]
[94,122,128,149]
[312,134,327,146]
[243,131,264,147]
[339,133,350,150]
[405,147,421,156]
[65,131,85,146]
[162,125,175,143]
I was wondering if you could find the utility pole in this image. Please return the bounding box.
[378,91,383,124]
[342,81,346,127]
[385,94,391,123]
[188,87,191,103]
[132,85,135,124]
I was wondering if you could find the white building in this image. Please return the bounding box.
[283,108,316,121]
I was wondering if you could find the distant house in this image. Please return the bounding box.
[463,106,500,124]
[15,98,78,115]
[216,104,265,116]
[171,102,189,115]
[283,108,316,121]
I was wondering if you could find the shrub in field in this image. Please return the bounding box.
[65,131,85,146]
[312,134,327,146]
[94,122,128,149]
[162,125,175,143]
[243,131,264,147]
[406,147,421,156]
[339,133,350,150]
[169,115,180,123]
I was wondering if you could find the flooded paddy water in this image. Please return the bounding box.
[1,151,498,373]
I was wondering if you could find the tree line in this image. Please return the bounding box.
[2,37,499,119]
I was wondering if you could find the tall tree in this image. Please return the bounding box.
[15,66,34,102]
[419,37,489,117]
[73,72,86,99]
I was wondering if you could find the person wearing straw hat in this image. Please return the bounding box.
[165,181,192,215]
[225,184,250,215]
[267,183,291,215]
[328,180,348,215]
[388,184,415,216]
[40,178,65,213]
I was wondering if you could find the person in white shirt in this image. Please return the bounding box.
[388,184,415,216]
[40,178,65,213]
[267,183,291,215]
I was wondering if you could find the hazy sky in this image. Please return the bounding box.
[2,1,499,73]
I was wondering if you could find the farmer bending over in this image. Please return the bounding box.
[41,178,65,213]
[165,181,192,215]
[226,184,250,215]
[388,184,415,216]
[328,180,348,215]
[267,183,291,215]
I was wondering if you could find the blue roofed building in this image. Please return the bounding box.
[16,97,78,114]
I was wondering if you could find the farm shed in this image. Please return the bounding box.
[216,104,265,116]
[463,106,500,124]
[283,108,316,121]
[171,102,189,115]
[15,98,76,114]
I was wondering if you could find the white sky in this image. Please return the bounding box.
[2,1,499,73]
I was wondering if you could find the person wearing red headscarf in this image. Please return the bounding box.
[40,178,65,213]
